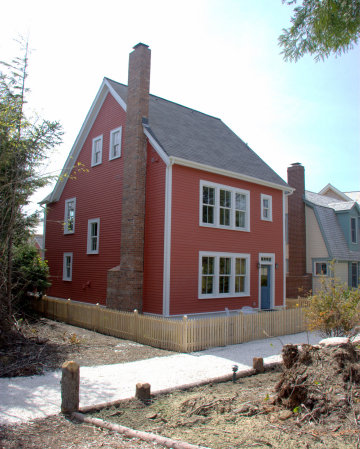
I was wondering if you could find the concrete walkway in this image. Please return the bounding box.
[0,331,321,425]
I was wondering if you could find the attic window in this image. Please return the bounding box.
[109,127,122,160]
[91,135,103,167]
[351,217,357,243]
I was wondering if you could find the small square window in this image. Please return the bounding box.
[63,253,73,281]
[109,127,122,160]
[87,218,100,254]
[315,262,328,276]
[91,135,103,167]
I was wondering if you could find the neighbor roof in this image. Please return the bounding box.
[106,79,288,189]
[311,204,360,262]
[305,191,358,212]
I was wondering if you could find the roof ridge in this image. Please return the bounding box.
[105,77,222,122]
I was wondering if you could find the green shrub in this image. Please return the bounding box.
[306,275,360,337]
[12,243,51,313]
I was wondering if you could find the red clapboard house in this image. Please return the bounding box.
[42,43,292,317]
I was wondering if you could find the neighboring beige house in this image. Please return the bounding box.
[286,164,360,297]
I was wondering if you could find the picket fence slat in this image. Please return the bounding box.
[31,296,308,353]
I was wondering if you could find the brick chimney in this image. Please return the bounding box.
[107,43,151,312]
[286,163,312,297]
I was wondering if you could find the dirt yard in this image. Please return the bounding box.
[1,317,360,448]
[89,370,359,449]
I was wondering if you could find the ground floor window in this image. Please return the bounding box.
[199,252,250,299]
[315,261,328,276]
[63,252,73,281]
[351,262,358,288]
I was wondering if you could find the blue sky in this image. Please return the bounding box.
[1,0,359,217]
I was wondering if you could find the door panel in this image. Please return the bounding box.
[261,265,271,310]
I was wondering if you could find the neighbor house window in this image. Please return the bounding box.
[200,181,250,231]
[109,127,122,160]
[63,253,73,281]
[199,252,250,298]
[315,262,328,276]
[64,198,76,234]
[351,263,358,288]
[91,135,103,166]
[351,217,357,243]
[87,218,100,254]
[261,194,272,221]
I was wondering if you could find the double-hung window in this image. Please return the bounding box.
[91,135,103,166]
[109,127,122,160]
[87,218,100,254]
[200,181,250,231]
[63,253,73,281]
[64,198,76,234]
[261,194,272,221]
[199,252,250,298]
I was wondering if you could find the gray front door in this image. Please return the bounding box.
[261,265,271,310]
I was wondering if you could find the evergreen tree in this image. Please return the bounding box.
[0,40,63,334]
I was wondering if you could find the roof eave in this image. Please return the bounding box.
[169,156,293,193]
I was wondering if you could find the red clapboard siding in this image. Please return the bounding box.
[142,142,166,314]
[45,93,125,304]
[169,164,284,315]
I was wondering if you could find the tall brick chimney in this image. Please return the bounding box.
[107,43,151,312]
[286,163,312,297]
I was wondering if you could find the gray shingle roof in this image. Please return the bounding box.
[107,78,288,188]
[313,205,360,261]
[305,191,357,211]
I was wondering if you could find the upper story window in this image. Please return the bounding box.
[64,198,76,234]
[199,251,250,299]
[261,194,272,221]
[200,180,250,231]
[91,135,103,167]
[351,217,357,243]
[63,252,73,281]
[109,127,122,160]
[87,218,100,254]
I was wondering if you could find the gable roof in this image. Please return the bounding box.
[305,191,359,213]
[107,78,289,189]
[318,183,353,202]
[43,77,290,204]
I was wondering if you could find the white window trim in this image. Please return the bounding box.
[350,217,357,244]
[199,180,250,232]
[63,252,73,281]
[109,126,122,160]
[64,198,76,234]
[261,194,272,221]
[91,135,103,167]
[87,218,100,254]
[199,251,250,299]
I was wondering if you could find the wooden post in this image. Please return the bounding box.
[61,361,80,414]
[133,309,139,342]
[253,357,264,373]
[135,382,151,403]
[182,315,188,352]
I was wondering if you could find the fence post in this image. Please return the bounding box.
[61,361,79,414]
[182,315,188,352]
[134,309,139,342]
